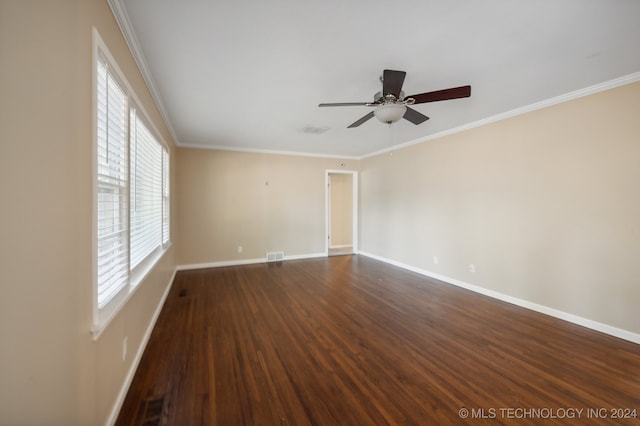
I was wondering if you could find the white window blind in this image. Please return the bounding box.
[96,59,129,309]
[162,148,170,244]
[130,109,163,270]
[93,30,171,336]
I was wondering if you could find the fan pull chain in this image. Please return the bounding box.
[389,121,395,146]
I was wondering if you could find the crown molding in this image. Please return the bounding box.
[361,72,640,159]
[106,0,181,146]
[177,142,361,160]
[100,5,640,160]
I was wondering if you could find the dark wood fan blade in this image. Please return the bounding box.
[407,85,471,104]
[319,102,370,107]
[347,111,375,128]
[382,70,406,98]
[403,107,430,125]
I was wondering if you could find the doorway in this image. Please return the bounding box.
[325,170,358,256]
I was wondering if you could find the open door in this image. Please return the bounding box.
[326,170,358,256]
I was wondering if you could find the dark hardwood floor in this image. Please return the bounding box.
[116,255,640,425]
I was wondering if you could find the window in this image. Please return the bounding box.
[162,147,170,244]
[93,30,170,337]
[96,59,129,309]
[129,108,163,270]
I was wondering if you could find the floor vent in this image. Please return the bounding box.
[266,251,284,262]
[139,394,168,425]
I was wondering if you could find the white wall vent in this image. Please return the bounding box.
[266,251,284,262]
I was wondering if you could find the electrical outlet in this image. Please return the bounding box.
[433,256,439,265]
[237,245,243,254]
[122,337,128,361]
[469,264,476,273]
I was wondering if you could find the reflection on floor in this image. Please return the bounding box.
[329,246,353,256]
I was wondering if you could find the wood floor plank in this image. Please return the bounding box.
[116,255,640,425]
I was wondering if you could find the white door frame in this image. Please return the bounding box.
[325,169,358,255]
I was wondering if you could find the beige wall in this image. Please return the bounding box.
[176,148,358,265]
[0,1,176,424]
[360,81,640,335]
[329,173,353,247]
[0,1,637,423]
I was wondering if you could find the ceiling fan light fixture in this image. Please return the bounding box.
[374,103,407,124]
[320,69,470,128]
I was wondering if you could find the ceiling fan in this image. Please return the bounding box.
[319,69,471,128]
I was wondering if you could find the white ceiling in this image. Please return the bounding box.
[111,0,640,158]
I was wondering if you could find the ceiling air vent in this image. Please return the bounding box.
[302,125,330,135]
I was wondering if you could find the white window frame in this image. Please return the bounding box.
[95,49,130,314]
[92,28,171,339]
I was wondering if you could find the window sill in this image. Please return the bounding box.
[91,242,172,340]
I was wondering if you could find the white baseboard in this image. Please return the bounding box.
[284,252,327,261]
[358,251,640,345]
[177,252,327,271]
[176,257,266,271]
[104,251,638,425]
[105,268,177,426]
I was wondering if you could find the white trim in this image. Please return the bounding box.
[176,252,327,272]
[106,0,180,146]
[92,27,100,329]
[361,72,640,159]
[327,174,331,252]
[91,246,171,340]
[92,29,169,153]
[92,27,131,334]
[105,267,176,426]
[92,28,172,339]
[163,71,640,158]
[284,252,327,261]
[329,244,352,249]
[177,142,361,161]
[177,257,266,271]
[96,5,640,162]
[358,251,640,345]
[325,170,359,256]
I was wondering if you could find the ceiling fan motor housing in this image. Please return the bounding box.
[374,91,405,103]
